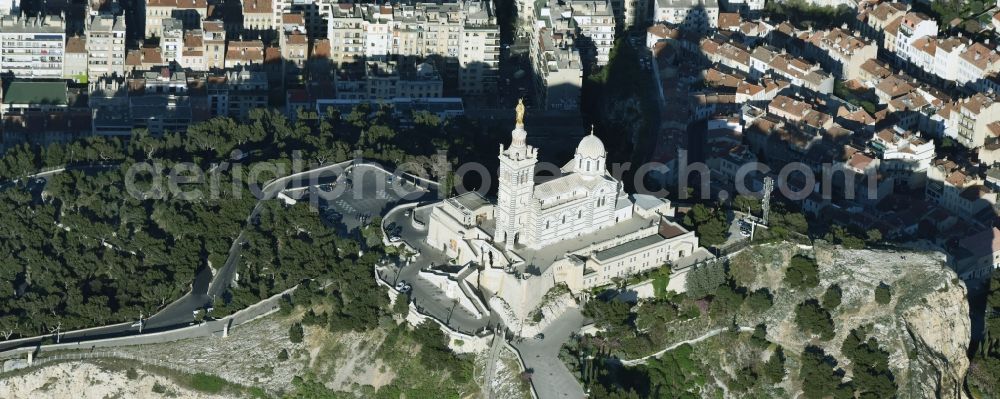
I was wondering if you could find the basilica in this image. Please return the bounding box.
[423,101,710,332]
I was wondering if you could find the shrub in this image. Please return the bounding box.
[289,322,304,343]
[278,348,289,361]
[126,368,139,380]
[189,373,227,394]
[152,382,168,394]
[875,282,892,305]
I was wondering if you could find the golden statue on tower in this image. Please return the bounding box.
[515,98,525,126]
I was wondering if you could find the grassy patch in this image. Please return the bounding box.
[188,373,228,394]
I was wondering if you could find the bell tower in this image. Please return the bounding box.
[495,99,537,249]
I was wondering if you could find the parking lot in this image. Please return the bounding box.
[292,164,437,233]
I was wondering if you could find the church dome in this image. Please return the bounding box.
[575,133,606,159]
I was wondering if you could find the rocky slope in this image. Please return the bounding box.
[730,242,970,398]
[0,362,232,399]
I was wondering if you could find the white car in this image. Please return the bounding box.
[395,281,406,291]
[389,236,401,243]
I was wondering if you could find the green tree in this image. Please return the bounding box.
[795,300,835,341]
[289,322,304,343]
[798,346,852,399]
[393,293,410,317]
[744,288,773,313]
[709,284,744,318]
[584,299,632,331]
[685,261,726,299]
[760,346,785,384]
[841,328,896,398]
[822,284,842,310]
[643,343,702,398]
[784,255,820,290]
[682,204,728,247]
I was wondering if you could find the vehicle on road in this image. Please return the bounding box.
[396,280,407,291]
[534,333,545,340]
[390,236,401,243]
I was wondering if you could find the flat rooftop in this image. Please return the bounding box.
[508,214,659,273]
[592,234,665,262]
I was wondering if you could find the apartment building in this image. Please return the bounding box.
[324,1,500,95]
[225,40,265,68]
[893,12,937,63]
[208,69,268,119]
[653,0,718,31]
[949,227,1000,280]
[958,42,1000,89]
[571,0,616,66]
[280,29,308,80]
[459,1,499,95]
[159,18,183,64]
[334,60,443,100]
[947,93,1000,150]
[181,30,207,70]
[85,14,126,80]
[328,4,365,64]
[531,29,583,111]
[859,1,906,42]
[869,127,935,188]
[0,15,66,79]
[64,36,87,82]
[243,0,276,39]
[125,47,165,73]
[89,76,131,136]
[203,21,226,69]
[801,28,877,81]
[144,0,207,38]
[926,159,998,220]
[272,0,325,40]
[126,68,202,135]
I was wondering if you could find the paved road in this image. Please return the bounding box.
[513,307,586,399]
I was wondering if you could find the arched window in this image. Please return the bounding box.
[546,221,550,229]
[578,210,582,219]
[562,215,566,224]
